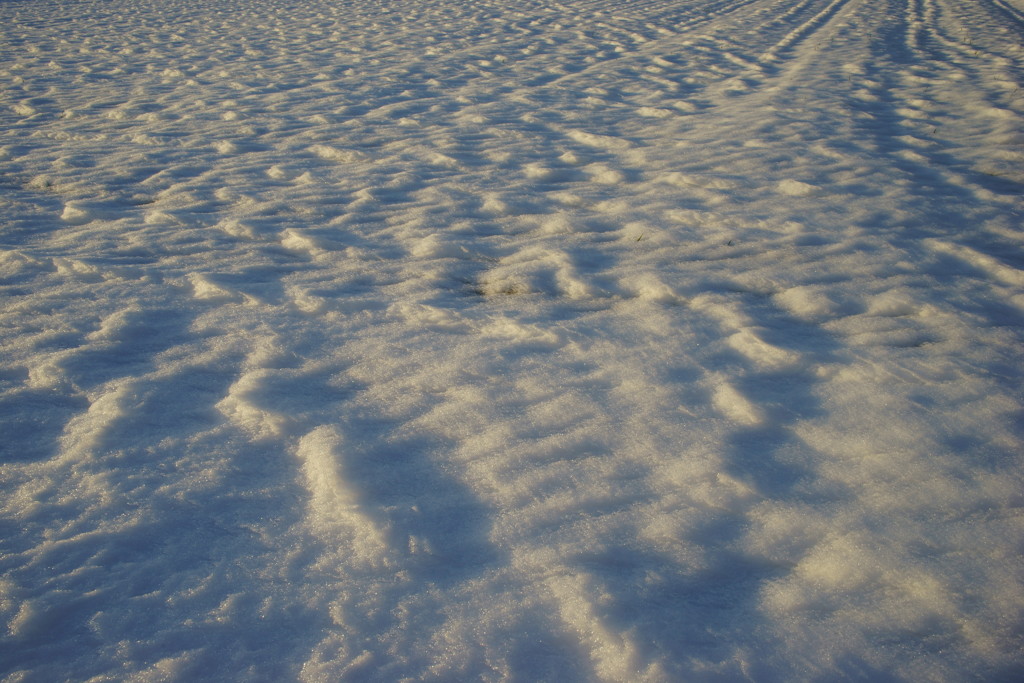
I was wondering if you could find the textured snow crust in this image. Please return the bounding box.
[1,0,1023,680]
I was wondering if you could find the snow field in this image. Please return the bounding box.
[1,0,1023,680]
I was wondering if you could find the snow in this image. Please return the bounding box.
[1,0,1022,680]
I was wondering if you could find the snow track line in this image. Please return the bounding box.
[913,0,989,62]
[514,0,858,102]
[759,0,856,65]
[986,0,1024,27]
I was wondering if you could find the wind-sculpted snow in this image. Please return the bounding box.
[1,0,1023,680]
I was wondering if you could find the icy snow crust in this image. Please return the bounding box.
[1,0,1023,679]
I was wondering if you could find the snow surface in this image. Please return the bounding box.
[1,0,1023,680]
